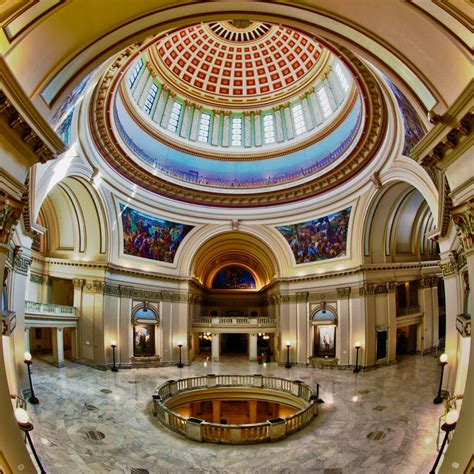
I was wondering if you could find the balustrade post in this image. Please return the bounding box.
[169,380,177,396]
[207,373,217,387]
[268,418,286,441]
[186,418,204,442]
[253,374,263,388]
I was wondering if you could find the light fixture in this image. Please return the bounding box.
[14,408,46,473]
[353,341,362,373]
[434,353,448,404]
[177,343,184,368]
[110,341,118,372]
[285,342,291,369]
[23,352,39,404]
[429,409,459,473]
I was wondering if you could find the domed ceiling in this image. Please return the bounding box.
[151,21,324,107]
[90,21,386,207]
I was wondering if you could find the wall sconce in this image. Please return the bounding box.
[23,352,39,404]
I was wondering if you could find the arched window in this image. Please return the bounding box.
[167,101,183,133]
[132,304,159,357]
[143,83,158,115]
[311,306,337,358]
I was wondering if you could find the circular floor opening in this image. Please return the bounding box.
[152,374,318,444]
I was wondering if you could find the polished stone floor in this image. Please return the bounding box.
[26,355,446,474]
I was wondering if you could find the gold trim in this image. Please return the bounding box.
[90,45,385,207]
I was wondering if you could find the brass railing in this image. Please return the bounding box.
[152,374,318,444]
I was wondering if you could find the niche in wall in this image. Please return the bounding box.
[132,304,159,357]
[311,306,337,358]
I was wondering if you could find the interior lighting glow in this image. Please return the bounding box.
[439,353,448,364]
[24,352,32,362]
[445,409,459,426]
[14,407,30,425]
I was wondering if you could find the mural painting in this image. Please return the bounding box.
[276,207,351,264]
[212,266,257,289]
[120,204,193,263]
[384,77,426,156]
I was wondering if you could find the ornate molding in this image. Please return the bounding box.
[452,200,474,251]
[90,46,386,207]
[0,91,57,163]
[0,189,23,245]
[336,287,351,298]
[13,246,32,275]
[439,251,459,277]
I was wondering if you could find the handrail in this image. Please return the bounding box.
[152,374,318,444]
[25,301,77,316]
[193,316,276,326]
[396,305,421,316]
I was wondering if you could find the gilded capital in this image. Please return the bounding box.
[0,189,23,245]
[452,200,474,251]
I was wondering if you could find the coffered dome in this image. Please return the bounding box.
[90,21,386,207]
[151,21,325,107]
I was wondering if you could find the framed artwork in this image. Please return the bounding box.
[314,325,336,357]
[133,325,155,357]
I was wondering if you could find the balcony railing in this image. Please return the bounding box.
[192,316,276,327]
[152,374,318,444]
[25,301,77,317]
[396,305,421,317]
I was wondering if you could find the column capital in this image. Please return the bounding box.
[452,199,474,251]
[0,189,23,245]
[336,287,351,298]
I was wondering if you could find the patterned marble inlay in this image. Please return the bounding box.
[100,389,112,394]
[27,356,445,473]
[373,405,387,411]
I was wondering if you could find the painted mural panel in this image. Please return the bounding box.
[276,207,351,264]
[120,204,193,263]
[212,266,257,289]
[384,77,426,156]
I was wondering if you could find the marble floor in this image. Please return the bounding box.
[26,355,447,474]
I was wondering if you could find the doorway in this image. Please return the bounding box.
[221,333,248,355]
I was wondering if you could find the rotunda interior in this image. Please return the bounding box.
[0,2,472,473]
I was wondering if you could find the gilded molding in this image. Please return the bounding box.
[13,246,32,275]
[439,252,459,277]
[0,189,23,245]
[336,287,351,298]
[0,91,56,163]
[90,46,386,207]
[452,200,474,251]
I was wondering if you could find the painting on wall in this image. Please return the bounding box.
[133,325,154,357]
[315,325,336,358]
[276,207,351,264]
[211,266,257,289]
[120,204,193,263]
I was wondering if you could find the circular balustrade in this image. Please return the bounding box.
[152,374,319,444]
